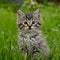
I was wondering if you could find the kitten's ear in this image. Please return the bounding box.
[17,10,24,24]
[17,10,24,17]
[33,9,42,23]
[34,9,40,15]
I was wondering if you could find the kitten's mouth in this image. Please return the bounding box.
[28,26,31,30]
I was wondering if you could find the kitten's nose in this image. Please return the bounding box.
[28,22,32,26]
[27,24,32,30]
[28,26,31,30]
[27,21,32,29]
[27,22,32,28]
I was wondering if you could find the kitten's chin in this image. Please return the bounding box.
[28,28,32,30]
[26,28,37,32]
[25,28,38,31]
[25,27,36,30]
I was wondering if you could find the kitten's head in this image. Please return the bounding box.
[17,9,42,31]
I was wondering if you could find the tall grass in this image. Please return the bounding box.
[0,4,60,60]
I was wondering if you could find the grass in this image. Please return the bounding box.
[0,3,60,60]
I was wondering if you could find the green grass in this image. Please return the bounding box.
[0,4,60,60]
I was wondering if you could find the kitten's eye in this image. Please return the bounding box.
[32,21,35,24]
[24,21,27,24]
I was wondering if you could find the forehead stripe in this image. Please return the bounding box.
[25,13,33,20]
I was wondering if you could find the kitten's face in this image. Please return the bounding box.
[17,9,41,31]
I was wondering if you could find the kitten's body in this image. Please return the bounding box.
[17,9,50,57]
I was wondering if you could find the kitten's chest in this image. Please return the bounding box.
[19,30,39,39]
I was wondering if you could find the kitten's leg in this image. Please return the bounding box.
[39,38,50,57]
[35,33,50,59]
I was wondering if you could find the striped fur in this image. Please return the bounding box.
[17,9,50,58]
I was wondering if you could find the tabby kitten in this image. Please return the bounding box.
[17,9,50,57]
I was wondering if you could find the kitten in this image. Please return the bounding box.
[17,9,50,57]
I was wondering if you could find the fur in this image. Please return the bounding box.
[17,9,50,57]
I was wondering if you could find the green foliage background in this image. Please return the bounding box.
[0,1,60,60]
